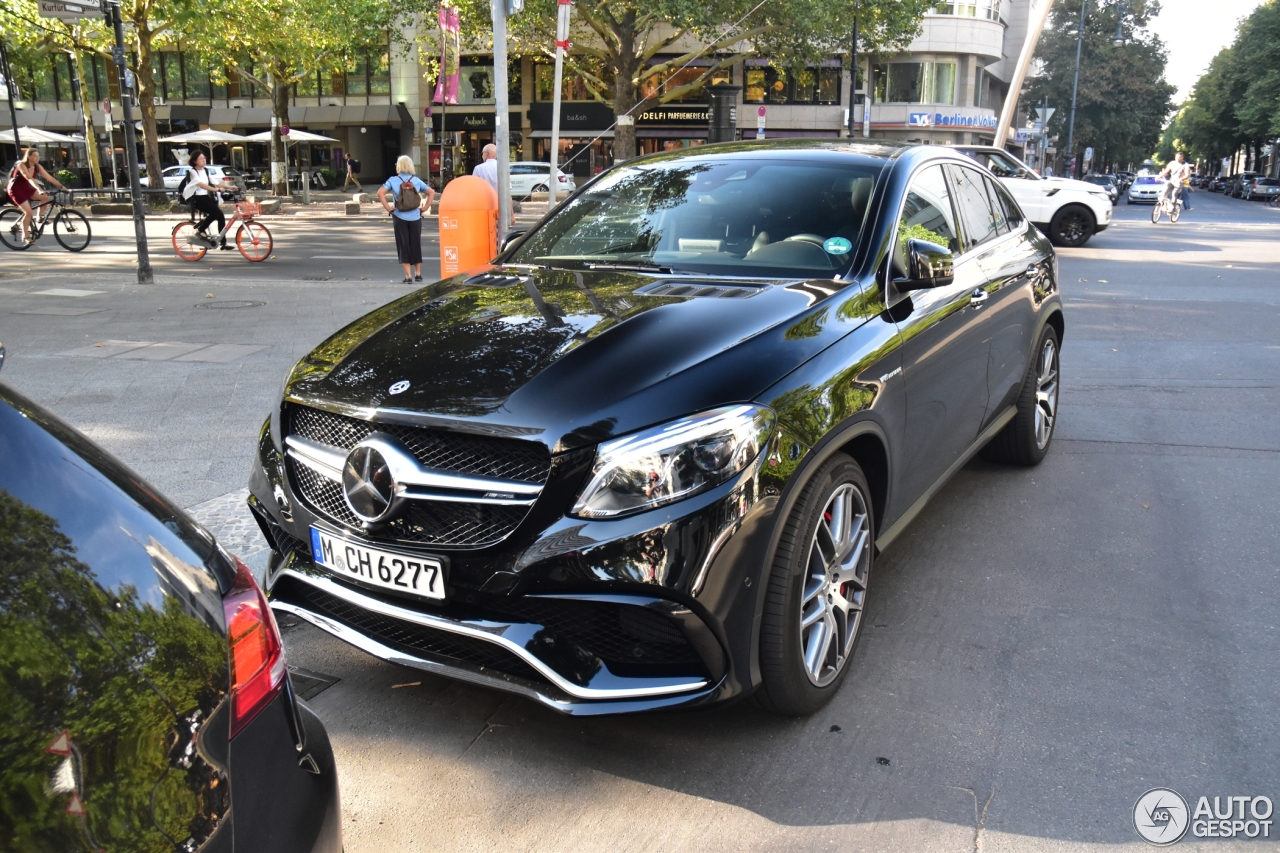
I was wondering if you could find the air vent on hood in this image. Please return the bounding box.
[634,281,764,300]
[464,269,530,287]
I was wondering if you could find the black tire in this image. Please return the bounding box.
[1047,205,1095,247]
[981,324,1060,466]
[53,209,92,252]
[0,208,30,250]
[758,452,874,716]
[532,183,548,193]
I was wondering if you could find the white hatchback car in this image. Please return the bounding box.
[953,146,1113,247]
[509,161,576,198]
[143,164,246,199]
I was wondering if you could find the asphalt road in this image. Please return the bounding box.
[1,188,1277,852]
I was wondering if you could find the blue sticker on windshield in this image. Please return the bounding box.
[823,237,852,255]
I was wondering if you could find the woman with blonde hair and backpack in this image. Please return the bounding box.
[377,155,436,283]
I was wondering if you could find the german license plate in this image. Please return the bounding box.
[309,528,445,600]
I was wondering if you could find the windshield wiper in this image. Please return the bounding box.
[584,262,709,276]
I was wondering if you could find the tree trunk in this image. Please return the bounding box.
[133,26,163,199]
[609,14,640,162]
[72,49,103,189]
[270,72,289,197]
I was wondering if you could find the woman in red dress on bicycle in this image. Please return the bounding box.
[7,149,67,245]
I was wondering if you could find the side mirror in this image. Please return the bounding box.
[500,230,527,254]
[1015,167,1032,179]
[0,341,5,374]
[894,238,955,291]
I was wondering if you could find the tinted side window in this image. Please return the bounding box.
[986,176,1024,230]
[900,165,959,256]
[947,165,1000,252]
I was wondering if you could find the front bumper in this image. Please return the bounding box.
[249,421,780,715]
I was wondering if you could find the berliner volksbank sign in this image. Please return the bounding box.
[908,112,998,128]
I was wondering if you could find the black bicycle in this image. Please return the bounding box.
[0,191,93,252]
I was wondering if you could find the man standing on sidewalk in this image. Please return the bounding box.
[472,144,513,225]
[343,154,363,192]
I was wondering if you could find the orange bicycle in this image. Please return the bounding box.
[172,201,273,262]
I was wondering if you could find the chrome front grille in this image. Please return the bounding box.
[284,404,551,548]
[290,404,550,484]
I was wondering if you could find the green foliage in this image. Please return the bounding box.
[1174,1,1280,163]
[55,169,76,186]
[1025,0,1175,169]
[418,0,935,157]
[898,220,947,249]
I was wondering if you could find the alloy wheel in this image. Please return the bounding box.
[798,483,871,687]
[1035,337,1059,449]
[1059,211,1088,244]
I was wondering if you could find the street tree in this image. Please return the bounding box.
[1025,0,1175,171]
[180,0,400,196]
[1,0,184,193]
[0,4,113,187]
[432,0,936,161]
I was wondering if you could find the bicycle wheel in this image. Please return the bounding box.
[171,221,208,261]
[0,208,30,250]
[1150,203,1162,224]
[1170,203,1181,224]
[53,209,92,252]
[236,221,272,262]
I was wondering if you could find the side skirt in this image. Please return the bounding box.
[874,405,1017,553]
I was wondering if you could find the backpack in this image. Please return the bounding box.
[177,170,195,204]
[350,158,361,174]
[395,177,421,212]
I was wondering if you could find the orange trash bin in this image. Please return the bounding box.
[437,176,498,280]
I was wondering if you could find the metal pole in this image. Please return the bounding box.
[846,4,858,137]
[0,39,22,154]
[548,0,570,213]
[1065,0,1087,179]
[492,0,511,245]
[996,0,1055,149]
[104,0,152,283]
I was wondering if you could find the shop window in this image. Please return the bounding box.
[347,53,369,96]
[369,45,392,94]
[321,66,345,97]
[162,53,183,101]
[535,64,593,101]
[744,64,839,105]
[183,54,210,99]
[54,54,75,102]
[872,62,957,105]
[296,70,318,97]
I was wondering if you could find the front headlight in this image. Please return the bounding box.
[571,405,776,519]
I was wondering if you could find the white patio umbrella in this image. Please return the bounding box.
[0,127,82,145]
[157,129,249,144]
[241,129,339,143]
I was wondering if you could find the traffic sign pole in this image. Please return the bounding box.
[103,0,152,284]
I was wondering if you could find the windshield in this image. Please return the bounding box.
[507,159,883,278]
[1136,176,1162,185]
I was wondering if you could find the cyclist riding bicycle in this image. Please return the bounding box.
[7,148,68,245]
[1158,151,1192,213]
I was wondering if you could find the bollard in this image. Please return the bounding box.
[437,175,498,280]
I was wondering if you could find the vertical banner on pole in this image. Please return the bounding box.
[548,0,571,213]
[434,4,460,105]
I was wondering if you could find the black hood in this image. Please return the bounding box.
[284,268,864,451]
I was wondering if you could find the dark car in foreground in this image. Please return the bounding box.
[0,364,341,851]
[249,141,1064,716]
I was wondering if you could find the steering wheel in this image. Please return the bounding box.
[784,233,826,246]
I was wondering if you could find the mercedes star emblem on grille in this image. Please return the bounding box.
[389,380,410,394]
[342,443,397,522]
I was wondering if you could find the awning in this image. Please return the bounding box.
[207,105,403,130]
[0,110,83,131]
[528,130,613,139]
[241,129,340,143]
[0,127,83,144]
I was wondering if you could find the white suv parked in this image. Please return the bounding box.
[953,146,1113,247]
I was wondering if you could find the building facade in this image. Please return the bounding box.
[2,0,1033,187]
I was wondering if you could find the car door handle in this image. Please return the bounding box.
[970,289,989,306]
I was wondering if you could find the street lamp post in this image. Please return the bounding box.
[1066,0,1128,178]
[1064,0,1087,179]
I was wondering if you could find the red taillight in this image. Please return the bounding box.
[223,557,286,738]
